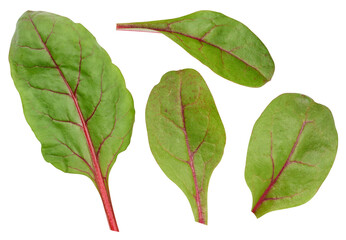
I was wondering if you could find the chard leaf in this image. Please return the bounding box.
[245,93,338,218]
[117,10,274,87]
[146,69,226,224]
[9,11,135,231]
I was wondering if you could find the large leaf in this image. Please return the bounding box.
[245,93,338,218]
[9,11,135,231]
[146,69,226,224]
[117,10,275,87]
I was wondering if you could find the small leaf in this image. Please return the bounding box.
[146,69,226,224]
[245,93,338,218]
[9,11,135,231]
[117,10,275,87]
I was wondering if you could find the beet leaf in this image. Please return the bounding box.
[245,93,338,217]
[9,11,135,231]
[117,10,275,87]
[146,69,226,224]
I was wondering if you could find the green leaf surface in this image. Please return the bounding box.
[245,93,338,218]
[117,10,275,87]
[146,69,226,224]
[9,11,135,231]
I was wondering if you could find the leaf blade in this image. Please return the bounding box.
[9,11,135,231]
[146,69,226,224]
[117,10,275,87]
[245,93,338,218]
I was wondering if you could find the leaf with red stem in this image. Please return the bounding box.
[9,11,135,231]
[117,10,275,87]
[146,69,226,224]
[245,93,338,218]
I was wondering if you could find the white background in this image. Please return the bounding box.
[1,0,345,239]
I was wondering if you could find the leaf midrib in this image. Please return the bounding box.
[29,16,100,179]
[251,120,313,214]
[178,73,205,224]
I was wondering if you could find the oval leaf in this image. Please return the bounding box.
[9,11,135,231]
[245,93,338,218]
[146,69,226,224]
[117,10,275,87]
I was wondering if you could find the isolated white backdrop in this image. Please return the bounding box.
[1,0,345,239]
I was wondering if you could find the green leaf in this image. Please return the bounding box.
[9,11,135,231]
[146,69,226,224]
[117,10,275,87]
[245,93,338,218]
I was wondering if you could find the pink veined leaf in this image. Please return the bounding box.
[245,93,338,218]
[9,11,135,231]
[117,10,275,87]
[146,69,226,224]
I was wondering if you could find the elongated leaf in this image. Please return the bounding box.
[245,93,338,218]
[117,10,274,87]
[146,69,226,224]
[9,11,135,231]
